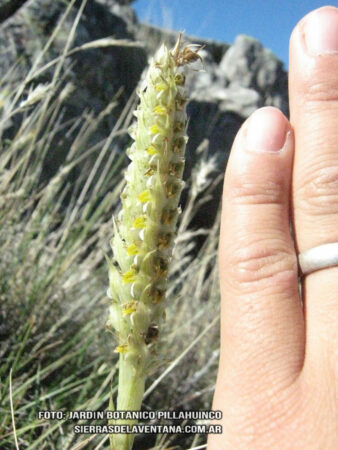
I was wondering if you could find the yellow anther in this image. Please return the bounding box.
[137,190,151,203]
[122,269,137,284]
[127,243,139,255]
[153,105,167,115]
[144,168,155,177]
[123,307,136,316]
[133,216,146,228]
[115,345,128,353]
[155,83,167,91]
[150,124,162,135]
[122,302,137,315]
[146,145,158,155]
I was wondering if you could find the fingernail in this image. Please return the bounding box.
[304,7,338,55]
[245,107,288,153]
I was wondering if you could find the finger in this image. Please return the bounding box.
[216,107,304,400]
[289,6,338,369]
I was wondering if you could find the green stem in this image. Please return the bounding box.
[111,354,146,450]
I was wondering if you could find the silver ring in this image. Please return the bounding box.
[298,243,338,276]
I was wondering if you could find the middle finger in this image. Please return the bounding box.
[290,7,338,370]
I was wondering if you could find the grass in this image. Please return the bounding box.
[0,2,221,449]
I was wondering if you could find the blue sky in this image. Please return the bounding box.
[133,0,334,68]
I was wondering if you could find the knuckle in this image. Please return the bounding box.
[229,180,285,206]
[226,239,297,290]
[297,165,338,216]
[303,80,338,106]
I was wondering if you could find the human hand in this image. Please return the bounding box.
[208,6,338,449]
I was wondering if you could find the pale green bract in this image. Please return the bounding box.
[106,36,197,449]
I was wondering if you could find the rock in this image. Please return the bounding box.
[0,0,147,179]
[219,34,288,115]
[218,86,263,117]
[96,0,138,33]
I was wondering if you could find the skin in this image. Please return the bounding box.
[208,6,338,449]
